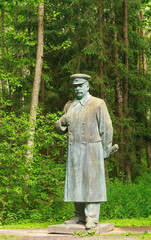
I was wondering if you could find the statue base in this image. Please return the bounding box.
[48,223,114,235]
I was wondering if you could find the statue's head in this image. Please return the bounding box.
[70,73,91,100]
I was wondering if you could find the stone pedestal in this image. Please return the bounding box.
[48,223,114,235]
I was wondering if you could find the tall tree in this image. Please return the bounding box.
[123,0,128,117]
[111,1,123,177]
[98,0,104,99]
[1,8,5,97]
[27,2,44,160]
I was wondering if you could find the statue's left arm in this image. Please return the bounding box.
[97,100,113,158]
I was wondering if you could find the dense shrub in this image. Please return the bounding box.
[0,111,29,224]
[0,110,67,224]
[100,172,151,219]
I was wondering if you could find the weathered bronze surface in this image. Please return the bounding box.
[55,73,113,227]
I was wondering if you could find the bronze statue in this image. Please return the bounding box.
[55,73,114,229]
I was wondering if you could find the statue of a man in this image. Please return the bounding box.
[55,73,113,229]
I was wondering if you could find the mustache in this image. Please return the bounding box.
[75,91,83,93]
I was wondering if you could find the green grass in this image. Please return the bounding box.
[0,233,151,240]
[101,216,151,227]
[139,232,151,240]
[101,232,151,240]
[0,216,151,229]
[0,236,20,240]
[0,220,151,240]
[0,222,52,229]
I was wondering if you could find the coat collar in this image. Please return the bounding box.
[72,92,91,107]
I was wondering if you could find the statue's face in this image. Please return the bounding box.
[74,81,89,100]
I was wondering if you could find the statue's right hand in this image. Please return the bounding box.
[60,115,67,126]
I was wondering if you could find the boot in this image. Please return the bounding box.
[64,215,81,224]
[85,218,96,229]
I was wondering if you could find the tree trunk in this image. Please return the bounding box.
[139,11,143,73]
[1,9,5,97]
[115,44,125,175]
[146,109,151,168]
[139,11,147,75]
[143,53,147,75]
[114,30,123,118]
[112,1,124,177]
[27,3,31,37]
[41,77,45,115]
[98,0,104,99]
[105,160,109,180]
[16,2,18,23]
[146,143,151,169]
[123,0,131,182]
[27,3,44,160]
[123,0,128,117]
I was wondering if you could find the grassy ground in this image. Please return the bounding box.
[106,232,151,240]
[0,222,51,229]
[0,219,150,240]
[0,216,151,229]
[138,233,151,240]
[109,233,151,240]
[0,233,151,240]
[102,217,151,227]
[0,236,20,240]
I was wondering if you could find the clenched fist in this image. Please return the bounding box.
[60,114,68,126]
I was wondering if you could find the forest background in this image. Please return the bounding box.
[0,0,151,225]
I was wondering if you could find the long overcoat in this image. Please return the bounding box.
[55,93,113,202]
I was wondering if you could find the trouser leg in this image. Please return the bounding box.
[74,202,85,222]
[74,202,100,224]
[85,202,100,223]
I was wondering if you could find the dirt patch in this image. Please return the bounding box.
[22,236,139,240]
[1,227,151,240]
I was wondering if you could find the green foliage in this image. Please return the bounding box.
[74,230,96,237]
[102,217,151,227]
[0,236,20,240]
[1,216,151,229]
[101,172,151,219]
[0,110,29,224]
[0,109,69,224]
